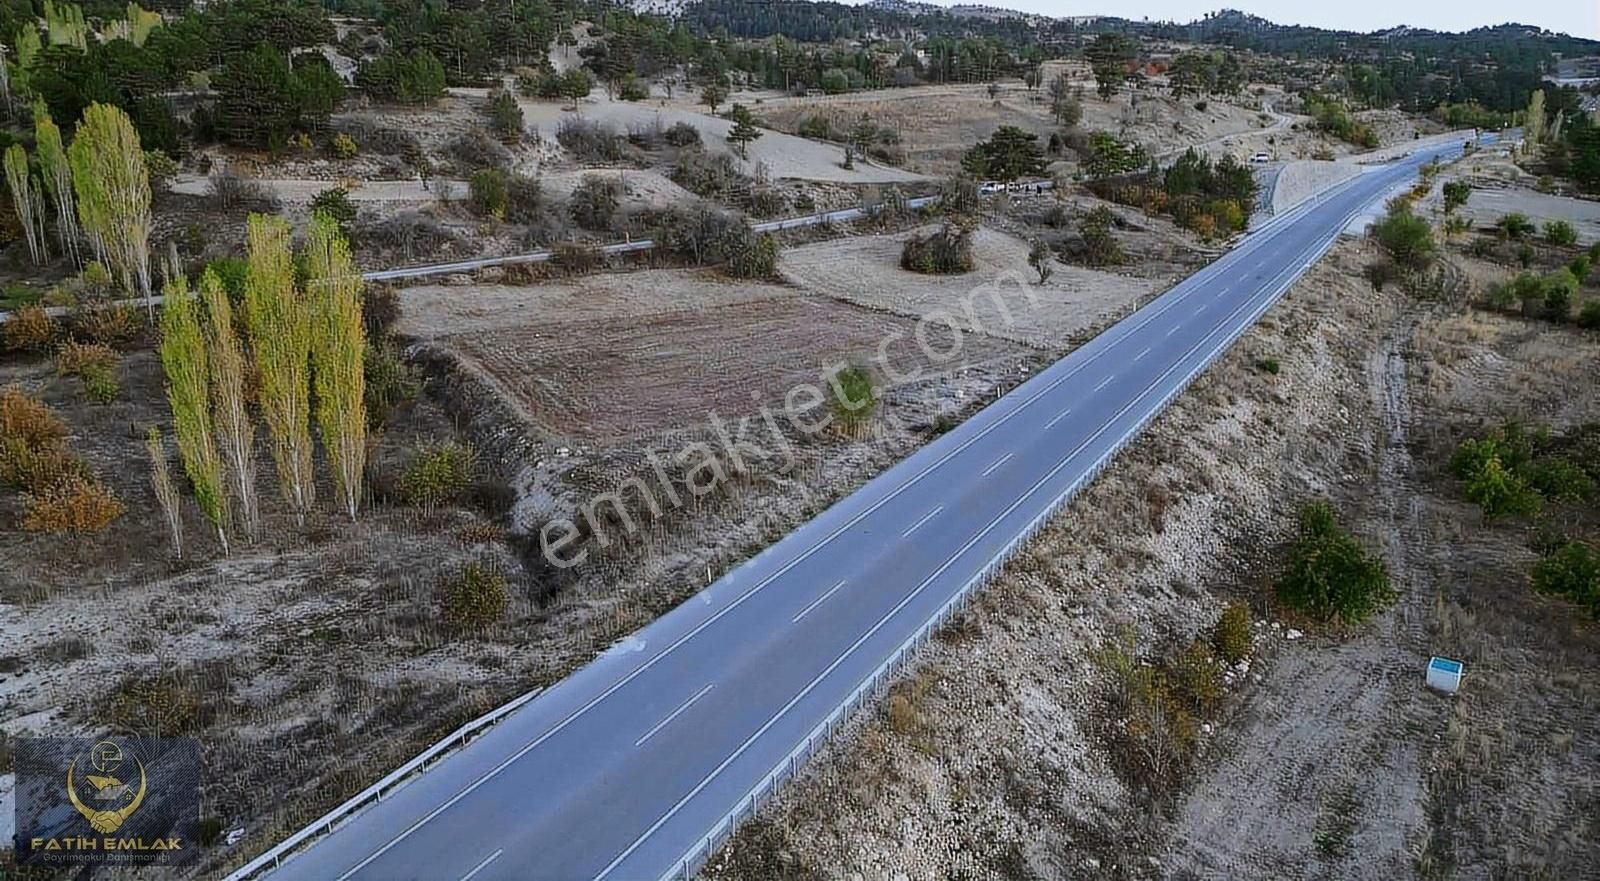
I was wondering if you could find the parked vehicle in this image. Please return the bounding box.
[1250,151,1272,164]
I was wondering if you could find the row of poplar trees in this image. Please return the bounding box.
[4,101,153,304]
[154,213,366,557]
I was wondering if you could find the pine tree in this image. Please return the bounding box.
[1525,89,1546,150]
[726,103,762,159]
[244,214,315,527]
[303,213,367,520]
[159,277,230,552]
[69,103,152,310]
[199,268,259,541]
[4,144,45,265]
[33,107,79,265]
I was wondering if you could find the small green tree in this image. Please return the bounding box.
[1497,212,1535,239]
[1463,455,1542,521]
[1275,501,1393,624]
[1544,219,1578,247]
[159,278,230,552]
[827,365,878,437]
[488,90,523,143]
[469,169,509,220]
[726,104,762,159]
[961,125,1046,183]
[1441,180,1471,215]
[700,82,727,115]
[1028,238,1053,285]
[1371,206,1434,270]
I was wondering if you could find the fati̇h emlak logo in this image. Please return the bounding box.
[13,736,200,866]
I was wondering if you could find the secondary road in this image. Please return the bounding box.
[258,136,1475,881]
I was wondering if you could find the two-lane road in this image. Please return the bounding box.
[257,137,1476,881]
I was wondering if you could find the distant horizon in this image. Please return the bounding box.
[848,1,1600,42]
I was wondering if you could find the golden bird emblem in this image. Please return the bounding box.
[67,755,147,834]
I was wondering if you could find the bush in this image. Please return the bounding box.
[1497,212,1535,239]
[364,344,419,428]
[448,129,512,170]
[1275,501,1394,624]
[556,117,624,162]
[1371,206,1434,269]
[469,168,509,220]
[1254,358,1280,375]
[1531,541,1600,617]
[663,121,701,147]
[1463,455,1542,520]
[1073,206,1124,266]
[330,132,358,159]
[56,342,120,405]
[310,187,358,234]
[487,90,523,143]
[73,302,141,348]
[206,171,280,210]
[0,437,86,492]
[1545,219,1578,247]
[21,474,123,532]
[503,173,545,225]
[570,174,622,231]
[399,442,475,511]
[4,305,58,352]
[1524,457,1596,503]
[438,562,508,630]
[670,149,743,200]
[1364,260,1400,291]
[1211,602,1253,663]
[1580,300,1600,330]
[827,364,878,433]
[901,222,975,275]
[722,229,780,279]
[0,386,67,449]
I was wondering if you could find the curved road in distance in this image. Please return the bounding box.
[261,136,1479,881]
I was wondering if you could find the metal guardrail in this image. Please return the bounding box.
[221,685,543,881]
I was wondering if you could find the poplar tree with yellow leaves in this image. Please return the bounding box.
[158,277,230,552]
[200,268,259,540]
[69,103,152,310]
[244,214,315,526]
[304,212,367,519]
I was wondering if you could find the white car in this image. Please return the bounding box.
[1249,151,1272,164]
[979,181,1004,194]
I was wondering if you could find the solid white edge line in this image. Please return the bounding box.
[458,849,503,881]
[791,579,849,624]
[635,684,715,748]
[901,505,944,538]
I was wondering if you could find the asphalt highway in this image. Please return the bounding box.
[260,136,1476,881]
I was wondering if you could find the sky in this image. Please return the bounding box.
[883,1,1600,41]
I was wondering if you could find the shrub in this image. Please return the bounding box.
[448,129,512,170]
[399,442,474,510]
[504,173,545,225]
[487,90,523,143]
[1531,541,1600,617]
[1073,206,1124,266]
[56,342,120,404]
[1275,501,1394,624]
[1364,260,1400,291]
[827,365,878,434]
[363,343,419,428]
[1544,219,1578,247]
[670,149,743,200]
[901,222,975,275]
[72,303,141,348]
[1580,300,1600,330]
[551,243,603,274]
[1254,358,1280,375]
[0,438,87,492]
[570,174,622,231]
[206,171,280,210]
[1524,457,1596,503]
[1463,455,1542,520]
[0,387,67,449]
[1370,206,1434,269]
[1570,256,1592,282]
[556,117,624,162]
[310,187,359,234]
[722,229,780,279]
[439,562,508,630]
[21,474,123,532]
[1211,602,1253,663]
[663,121,701,147]
[330,132,358,159]
[1497,212,1535,239]
[4,305,58,352]
[469,168,509,220]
